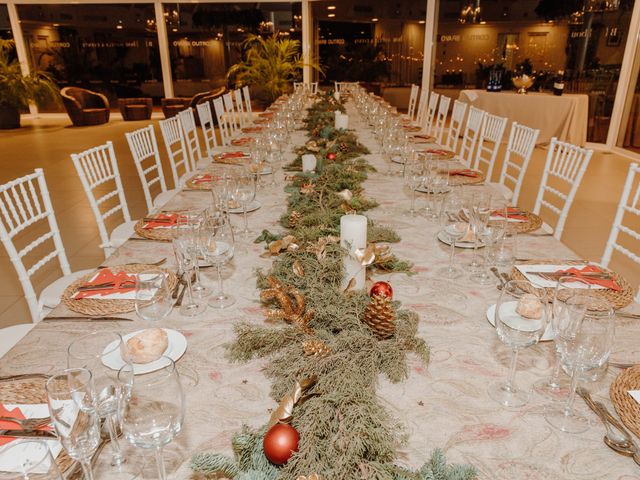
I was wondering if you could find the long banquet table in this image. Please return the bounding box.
[1,101,639,480]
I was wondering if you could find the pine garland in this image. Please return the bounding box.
[191,95,476,480]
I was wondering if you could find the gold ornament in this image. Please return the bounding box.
[292,259,305,277]
[289,211,302,228]
[263,235,299,257]
[305,140,321,152]
[306,235,340,262]
[372,244,395,269]
[303,339,330,357]
[268,376,317,428]
[363,295,396,340]
[296,475,322,480]
[300,182,315,195]
[261,276,314,334]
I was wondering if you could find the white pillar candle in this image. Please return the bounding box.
[301,154,317,172]
[340,214,368,291]
[334,91,341,102]
[335,113,349,130]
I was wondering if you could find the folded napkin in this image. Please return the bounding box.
[403,125,421,132]
[231,137,254,146]
[491,207,529,222]
[460,224,476,243]
[0,404,51,447]
[448,169,479,178]
[73,269,137,299]
[554,265,621,291]
[423,149,454,156]
[242,126,263,134]
[191,174,222,185]
[143,213,180,229]
[412,134,433,140]
[258,112,274,118]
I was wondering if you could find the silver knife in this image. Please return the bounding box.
[0,429,57,439]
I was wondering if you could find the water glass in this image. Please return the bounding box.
[232,173,257,237]
[0,440,62,480]
[134,269,173,322]
[201,216,235,309]
[172,238,207,317]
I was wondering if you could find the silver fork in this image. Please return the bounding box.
[0,416,51,429]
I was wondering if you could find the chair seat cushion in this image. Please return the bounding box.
[152,189,178,210]
[110,220,137,249]
[39,269,95,310]
[0,324,35,359]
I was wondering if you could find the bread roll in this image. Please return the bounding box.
[516,293,543,319]
[124,328,168,364]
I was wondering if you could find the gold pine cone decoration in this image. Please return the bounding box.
[303,339,330,357]
[289,211,302,228]
[363,295,396,340]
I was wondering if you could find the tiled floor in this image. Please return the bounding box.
[0,113,638,329]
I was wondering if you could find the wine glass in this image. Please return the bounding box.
[172,237,207,317]
[401,155,423,217]
[471,202,507,285]
[0,440,63,480]
[45,369,100,480]
[231,172,257,238]
[175,212,208,299]
[134,269,173,322]
[67,332,133,469]
[545,297,615,433]
[467,192,492,271]
[435,193,467,279]
[534,277,592,400]
[201,216,235,309]
[117,359,185,480]
[489,281,549,408]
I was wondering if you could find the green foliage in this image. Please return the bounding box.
[0,39,60,109]
[228,33,322,103]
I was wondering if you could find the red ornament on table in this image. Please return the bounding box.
[263,423,300,465]
[370,281,393,300]
[326,152,337,161]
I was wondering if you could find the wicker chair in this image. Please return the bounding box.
[60,87,110,127]
[118,98,153,121]
[161,86,226,124]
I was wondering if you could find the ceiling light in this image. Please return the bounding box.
[328,13,335,18]
[418,20,425,24]
[327,5,336,10]
[371,18,379,22]
[52,23,59,27]
[172,28,178,32]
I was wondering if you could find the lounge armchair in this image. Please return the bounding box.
[60,87,110,127]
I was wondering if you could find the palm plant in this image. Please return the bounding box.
[0,39,60,128]
[227,33,322,103]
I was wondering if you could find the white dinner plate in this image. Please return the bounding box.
[436,229,483,249]
[260,167,273,176]
[485,304,554,341]
[225,200,261,214]
[102,328,187,375]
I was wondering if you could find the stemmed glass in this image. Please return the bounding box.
[471,203,507,285]
[117,359,184,480]
[489,280,549,407]
[134,269,173,322]
[67,332,133,469]
[45,369,100,480]
[545,297,615,433]
[176,213,208,299]
[0,440,63,480]
[534,277,592,400]
[201,215,235,308]
[231,172,257,238]
[435,193,467,279]
[401,156,423,217]
[173,237,207,317]
[467,192,491,272]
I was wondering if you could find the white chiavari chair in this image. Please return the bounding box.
[457,106,485,167]
[432,95,451,144]
[242,85,254,123]
[425,92,440,134]
[405,84,419,122]
[197,101,220,160]
[601,163,640,298]
[0,169,93,325]
[125,125,177,212]
[494,122,540,204]
[223,92,239,137]
[71,141,135,258]
[310,82,319,94]
[532,137,593,239]
[234,89,246,129]
[213,96,231,146]
[178,108,208,170]
[294,82,304,93]
[471,113,507,179]
[159,115,192,188]
[414,90,429,127]
[444,100,467,152]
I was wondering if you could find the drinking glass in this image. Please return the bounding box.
[0,440,62,480]
[489,281,549,407]
[545,297,615,433]
[67,332,133,468]
[172,238,207,317]
[175,212,208,299]
[134,269,173,322]
[45,369,100,480]
[231,173,256,238]
[401,156,423,217]
[470,203,507,285]
[201,216,235,308]
[534,277,592,400]
[467,192,492,271]
[117,359,185,480]
[435,193,467,279]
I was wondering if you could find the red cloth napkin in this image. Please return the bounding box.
[449,169,479,177]
[231,137,254,146]
[0,405,51,446]
[555,265,621,291]
[191,174,223,185]
[242,126,263,134]
[492,207,529,221]
[424,149,454,156]
[217,151,247,160]
[412,134,433,140]
[74,269,137,299]
[143,213,179,229]
[258,112,274,118]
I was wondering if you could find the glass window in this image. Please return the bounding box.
[0,4,12,40]
[618,33,640,153]
[163,2,302,98]
[435,0,634,143]
[17,4,163,112]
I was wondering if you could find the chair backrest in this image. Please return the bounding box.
[125,125,168,213]
[602,162,640,272]
[458,106,485,167]
[196,101,219,159]
[71,141,131,257]
[178,108,204,169]
[222,92,239,137]
[415,90,429,127]
[0,169,70,323]
[498,122,541,204]
[425,91,440,134]
[310,82,319,94]
[407,84,419,121]
[532,137,593,239]
[432,95,451,144]
[233,89,246,128]
[242,86,253,122]
[472,113,508,179]
[294,82,303,92]
[159,115,191,187]
[444,100,467,152]
[213,96,231,146]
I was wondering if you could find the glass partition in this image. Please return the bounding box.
[17,3,163,111]
[0,4,12,40]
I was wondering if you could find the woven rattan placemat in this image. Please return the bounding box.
[610,365,640,438]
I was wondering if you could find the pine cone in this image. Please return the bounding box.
[289,211,302,228]
[363,295,396,340]
[303,339,330,357]
[339,142,349,153]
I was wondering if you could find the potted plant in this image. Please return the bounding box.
[227,33,322,105]
[0,39,60,129]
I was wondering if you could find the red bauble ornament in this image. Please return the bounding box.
[370,281,393,300]
[263,423,300,465]
[326,152,337,160]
